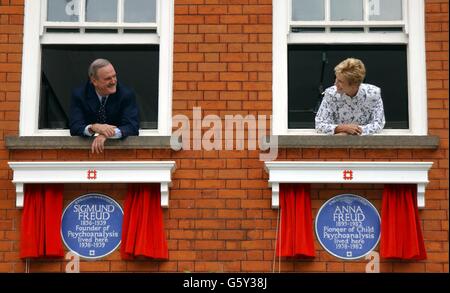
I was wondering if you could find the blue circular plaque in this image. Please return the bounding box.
[315,194,380,260]
[61,193,123,259]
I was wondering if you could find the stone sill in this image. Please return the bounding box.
[277,135,440,149]
[5,135,440,150]
[5,136,173,150]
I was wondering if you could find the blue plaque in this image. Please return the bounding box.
[315,194,380,260]
[61,193,123,259]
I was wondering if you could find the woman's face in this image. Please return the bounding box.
[335,73,359,97]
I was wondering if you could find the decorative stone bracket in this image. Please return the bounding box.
[264,161,433,209]
[8,161,176,208]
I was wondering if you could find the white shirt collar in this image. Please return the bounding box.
[95,91,109,102]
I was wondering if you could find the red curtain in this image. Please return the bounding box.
[121,183,168,260]
[381,184,427,260]
[276,183,315,258]
[20,184,64,259]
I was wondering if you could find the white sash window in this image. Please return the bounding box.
[20,0,174,136]
[273,0,427,135]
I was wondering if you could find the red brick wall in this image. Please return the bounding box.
[0,0,448,272]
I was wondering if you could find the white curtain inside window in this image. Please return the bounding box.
[124,0,156,23]
[85,0,118,22]
[292,0,324,21]
[330,0,363,21]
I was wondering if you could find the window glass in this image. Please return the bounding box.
[288,44,408,129]
[292,0,324,21]
[124,0,156,23]
[369,0,402,21]
[39,45,159,129]
[85,0,117,22]
[47,0,79,22]
[330,0,363,21]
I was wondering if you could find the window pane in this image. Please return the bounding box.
[292,0,324,21]
[47,0,79,22]
[86,0,117,22]
[39,45,159,129]
[288,44,408,129]
[369,0,402,21]
[124,0,156,23]
[330,0,363,21]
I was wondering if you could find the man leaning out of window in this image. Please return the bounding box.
[315,58,385,135]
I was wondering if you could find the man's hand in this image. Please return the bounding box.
[91,123,117,137]
[335,124,362,135]
[91,134,107,154]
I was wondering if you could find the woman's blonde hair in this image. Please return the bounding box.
[334,58,366,85]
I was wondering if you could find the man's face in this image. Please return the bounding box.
[91,64,117,96]
[335,73,359,97]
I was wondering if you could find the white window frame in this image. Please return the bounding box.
[19,0,174,136]
[273,0,427,136]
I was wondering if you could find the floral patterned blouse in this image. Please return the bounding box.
[315,83,386,135]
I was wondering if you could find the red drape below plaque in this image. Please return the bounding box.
[276,183,315,258]
[20,184,64,259]
[121,183,168,260]
[380,184,427,260]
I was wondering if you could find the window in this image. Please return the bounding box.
[39,44,159,129]
[273,0,427,135]
[288,44,408,129]
[20,0,174,136]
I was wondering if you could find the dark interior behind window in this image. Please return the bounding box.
[288,44,409,129]
[39,44,159,129]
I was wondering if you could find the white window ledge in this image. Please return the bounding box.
[264,161,433,209]
[8,161,176,209]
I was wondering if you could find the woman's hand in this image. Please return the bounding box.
[335,124,362,135]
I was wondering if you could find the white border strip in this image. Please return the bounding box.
[8,161,176,208]
[264,161,433,209]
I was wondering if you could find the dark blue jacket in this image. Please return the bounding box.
[69,81,139,137]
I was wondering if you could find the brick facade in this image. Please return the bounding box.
[0,0,448,272]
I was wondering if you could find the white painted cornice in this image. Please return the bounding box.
[8,161,176,208]
[264,161,433,209]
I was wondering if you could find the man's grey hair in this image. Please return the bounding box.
[88,58,111,79]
